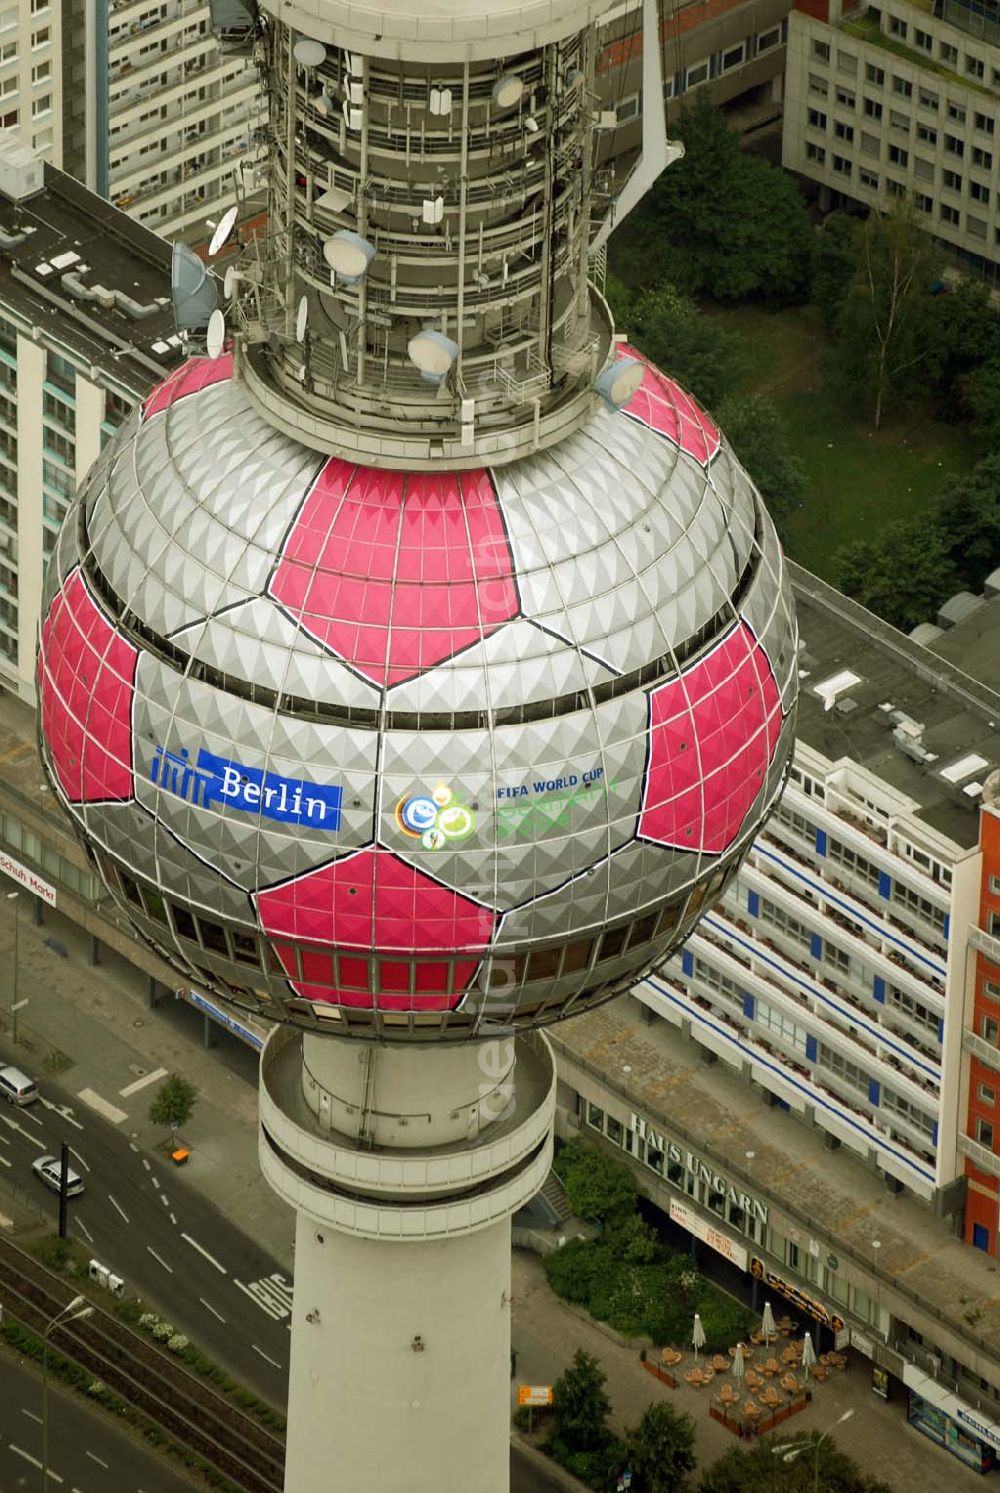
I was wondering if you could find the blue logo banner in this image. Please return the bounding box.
[152,745,342,830]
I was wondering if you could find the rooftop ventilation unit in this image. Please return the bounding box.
[0,133,42,203]
[891,716,937,765]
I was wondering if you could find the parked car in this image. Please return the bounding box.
[31,1154,84,1197]
[0,1064,38,1106]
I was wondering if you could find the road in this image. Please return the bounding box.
[0,1050,291,1407]
[0,1348,194,1491]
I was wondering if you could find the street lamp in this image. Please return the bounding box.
[773,1408,855,1493]
[871,1237,882,1334]
[42,1294,94,1485]
[6,889,19,1043]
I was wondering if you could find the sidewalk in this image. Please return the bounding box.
[0,895,294,1270]
[510,1252,972,1492]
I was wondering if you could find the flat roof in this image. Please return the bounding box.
[789,563,1000,850]
[553,994,1000,1379]
[0,163,184,398]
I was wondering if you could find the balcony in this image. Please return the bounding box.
[958,1132,1000,1180]
[972,926,1000,969]
[963,1028,1000,1073]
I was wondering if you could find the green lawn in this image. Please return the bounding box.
[705,303,978,578]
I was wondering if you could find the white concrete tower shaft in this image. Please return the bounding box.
[260,1027,556,1493]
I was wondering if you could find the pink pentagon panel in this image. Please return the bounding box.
[143,353,234,420]
[618,343,721,466]
[38,568,139,804]
[269,460,519,687]
[638,620,783,854]
[254,847,498,1011]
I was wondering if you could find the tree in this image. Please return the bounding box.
[553,1138,636,1221]
[624,283,749,409]
[963,356,1000,453]
[934,454,1000,587]
[626,1401,697,1493]
[698,1433,892,1492]
[714,395,807,529]
[149,1073,197,1137]
[550,1350,612,1454]
[833,514,957,631]
[832,202,943,428]
[620,95,814,304]
[810,212,860,328]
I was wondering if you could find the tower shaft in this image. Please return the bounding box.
[259,1027,556,1492]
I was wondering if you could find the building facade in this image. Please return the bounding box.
[0,158,182,701]
[58,0,264,240]
[784,0,1000,275]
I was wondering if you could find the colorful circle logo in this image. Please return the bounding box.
[395,784,475,849]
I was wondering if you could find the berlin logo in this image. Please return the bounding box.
[395,783,474,851]
[151,745,342,829]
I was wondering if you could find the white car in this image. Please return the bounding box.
[31,1154,84,1197]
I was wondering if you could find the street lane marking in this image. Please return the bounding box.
[252,1344,284,1371]
[118,1067,167,1099]
[234,1273,293,1321]
[199,1296,226,1323]
[39,1097,83,1131]
[151,1177,160,1190]
[183,1234,227,1274]
[160,1193,169,1207]
[108,1194,129,1224]
[74,1218,93,1245]
[0,1153,9,1168]
[169,1212,177,1225]
[11,1444,63,1480]
[146,1245,173,1274]
[141,1158,151,1171]
[1,1113,38,1143]
[20,1107,44,1128]
[85,1451,109,1468]
[21,1407,41,1423]
[76,1089,127,1126]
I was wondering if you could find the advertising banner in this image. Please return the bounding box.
[669,1198,748,1272]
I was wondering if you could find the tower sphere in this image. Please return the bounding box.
[37,348,796,1042]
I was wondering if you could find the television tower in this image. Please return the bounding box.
[36,0,798,1489]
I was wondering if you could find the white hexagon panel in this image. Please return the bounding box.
[36,350,797,1040]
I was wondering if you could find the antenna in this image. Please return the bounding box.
[223,264,237,300]
[293,37,326,68]
[296,295,309,343]
[208,204,239,258]
[206,308,226,359]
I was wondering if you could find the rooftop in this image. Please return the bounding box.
[789,563,1000,850]
[0,163,184,398]
[553,992,1000,1385]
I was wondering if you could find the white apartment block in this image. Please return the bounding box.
[0,0,61,161]
[0,158,182,700]
[784,0,1000,274]
[60,0,264,241]
[639,566,997,1212]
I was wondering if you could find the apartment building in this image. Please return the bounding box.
[598,0,791,137]
[0,149,182,701]
[784,0,1000,274]
[60,0,264,241]
[0,0,61,162]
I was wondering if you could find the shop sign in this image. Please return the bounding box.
[850,1328,874,1358]
[872,1366,889,1400]
[956,1408,1000,1452]
[629,1113,768,1224]
[669,1199,748,1272]
[750,1257,845,1333]
[0,849,56,906]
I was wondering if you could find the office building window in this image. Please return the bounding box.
[975,112,995,136]
[835,86,855,107]
[973,146,993,168]
[940,42,959,65]
[945,134,964,157]
[808,108,827,129]
[812,39,830,62]
[978,1082,996,1105]
[971,181,991,205]
[915,192,933,212]
[967,55,985,80]
[918,88,939,111]
[940,204,960,225]
[947,100,966,123]
[806,142,826,164]
[859,167,879,189]
[888,145,908,166]
[835,121,854,142]
[832,154,851,175]
[976,1117,995,1148]
[809,73,828,96]
[916,124,937,145]
[888,16,907,37]
[914,27,932,50]
[864,97,883,120]
[892,76,912,99]
[982,1015,999,1044]
[942,168,963,191]
[968,216,988,239]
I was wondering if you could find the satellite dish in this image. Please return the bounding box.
[208,204,238,258]
[293,37,326,68]
[407,330,459,383]
[493,74,523,110]
[206,308,226,359]
[595,356,645,409]
[171,241,219,331]
[223,264,236,300]
[296,295,308,343]
[322,230,376,279]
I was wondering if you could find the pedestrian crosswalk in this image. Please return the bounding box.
[234,1271,294,1321]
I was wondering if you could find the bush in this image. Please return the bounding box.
[553,1137,636,1221]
